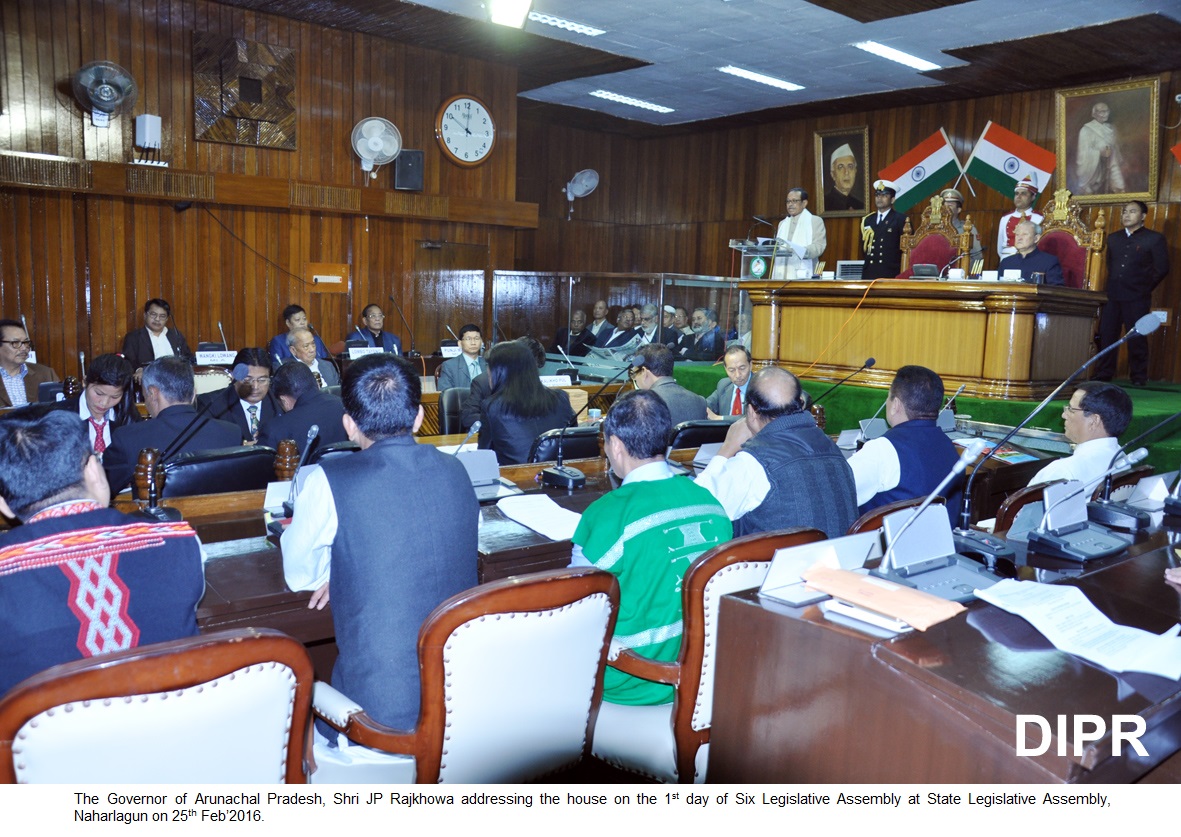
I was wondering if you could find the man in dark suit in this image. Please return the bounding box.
[596,309,641,350]
[1095,201,1170,386]
[677,308,723,361]
[630,344,707,429]
[197,348,280,443]
[257,361,348,456]
[286,328,340,388]
[551,309,596,357]
[344,303,403,355]
[706,344,753,419]
[120,298,194,374]
[102,357,242,494]
[860,179,907,280]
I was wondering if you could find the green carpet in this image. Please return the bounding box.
[674,364,1181,473]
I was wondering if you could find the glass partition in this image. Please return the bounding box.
[490,272,751,376]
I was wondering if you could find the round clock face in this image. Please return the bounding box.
[435,95,496,167]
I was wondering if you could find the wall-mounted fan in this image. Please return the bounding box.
[72,61,138,127]
[564,169,599,220]
[351,117,403,177]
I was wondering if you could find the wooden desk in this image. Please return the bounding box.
[743,279,1102,399]
[709,536,1181,783]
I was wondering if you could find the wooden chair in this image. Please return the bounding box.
[992,480,1066,535]
[1094,464,1154,502]
[310,567,619,784]
[591,527,826,783]
[192,365,233,397]
[899,194,973,279]
[1036,189,1107,290]
[0,628,314,783]
[847,496,944,535]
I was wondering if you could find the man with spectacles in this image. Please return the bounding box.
[1028,381,1133,487]
[119,298,194,376]
[0,318,59,409]
[197,347,280,443]
[346,303,403,355]
[773,187,827,280]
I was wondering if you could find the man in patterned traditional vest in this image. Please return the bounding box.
[0,407,204,695]
[571,390,731,705]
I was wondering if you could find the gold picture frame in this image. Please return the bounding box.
[1055,76,1158,203]
[814,126,870,217]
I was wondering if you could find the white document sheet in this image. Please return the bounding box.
[496,494,582,541]
[977,579,1181,680]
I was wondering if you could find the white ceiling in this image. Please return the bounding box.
[405,0,1181,125]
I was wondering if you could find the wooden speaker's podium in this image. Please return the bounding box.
[729,239,780,280]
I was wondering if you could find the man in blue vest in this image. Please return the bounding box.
[695,366,856,538]
[847,365,962,525]
[281,354,478,740]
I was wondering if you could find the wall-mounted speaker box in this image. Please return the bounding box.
[394,150,424,192]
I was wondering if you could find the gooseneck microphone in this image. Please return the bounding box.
[1088,410,1181,530]
[283,424,321,517]
[554,343,580,384]
[387,294,419,357]
[541,355,639,490]
[813,358,875,404]
[956,312,1162,540]
[452,421,481,455]
[217,320,228,348]
[445,325,460,343]
[746,215,774,243]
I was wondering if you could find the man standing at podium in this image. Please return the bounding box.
[860,180,905,280]
[773,187,826,280]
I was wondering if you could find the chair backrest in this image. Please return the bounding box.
[527,424,600,463]
[993,479,1066,534]
[192,365,233,396]
[0,628,313,783]
[414,567,619,783]
[848,496,944,534]
[162,445,277,497]
[670,527,825,781]
[1038,189,1107,290]
[438,387,467,435]
[1095,464,1154,502]
[670,419,732,450]
[899,195,972,278]
[308,439,361,466]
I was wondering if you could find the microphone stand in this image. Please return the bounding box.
[387,294,420,357]
[451,421,481,455]
[954,314,1162,556]
[282,424,321,517]
[540,356,636,490]
[813,358,875,404]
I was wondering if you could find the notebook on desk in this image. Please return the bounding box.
[877,506,1001,603]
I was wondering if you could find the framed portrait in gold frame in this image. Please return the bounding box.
[1055,76,1158,203]
[814,126,870,217]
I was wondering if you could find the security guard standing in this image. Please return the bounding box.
[860,179,906,280]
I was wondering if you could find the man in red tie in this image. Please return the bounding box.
[707,344,753,420]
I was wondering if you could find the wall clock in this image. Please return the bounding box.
[435,94,496,167]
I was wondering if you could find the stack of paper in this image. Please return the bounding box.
[496,495,582,541]
[978,580,1181,680]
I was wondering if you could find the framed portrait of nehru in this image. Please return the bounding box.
[1056,77,1159,204]
[814,126,869,217]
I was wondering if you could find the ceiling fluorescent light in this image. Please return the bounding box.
[488,0,532,28]
[853,41,940,72]
[528,12,605,37]
[717,66,803,92]
[588,90,674,114]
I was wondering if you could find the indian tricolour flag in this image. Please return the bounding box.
[877,129,961,214]
[964,121,1055,197]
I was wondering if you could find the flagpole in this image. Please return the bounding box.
[960,121,992,198]
[944,128,976,197]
